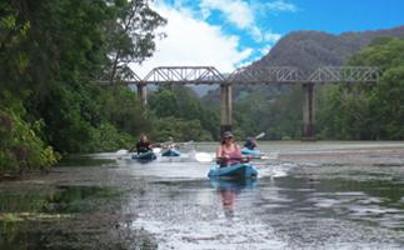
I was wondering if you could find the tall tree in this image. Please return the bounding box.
[105,0,166,82]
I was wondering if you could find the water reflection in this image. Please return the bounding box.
[210,178,257,219]
[0,185,123,250]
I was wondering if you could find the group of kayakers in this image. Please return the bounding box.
[131,131,258,167]
[131,134,178,153]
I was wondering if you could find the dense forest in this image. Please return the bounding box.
[0,0,222,175]
[0,0,154,174]
[1,1,404,176]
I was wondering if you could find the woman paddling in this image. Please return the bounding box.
[244,137,257,150]
[216,131,245,167]
[134,134,153,154]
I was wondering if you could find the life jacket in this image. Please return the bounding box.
[220,144,242,166]
[136,141,151,153]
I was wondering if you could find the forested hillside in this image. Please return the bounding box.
[205,26,404,139]
[253,26,404,71]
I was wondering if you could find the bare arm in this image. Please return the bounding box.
[234,144,243,159]
[216,146,223,158]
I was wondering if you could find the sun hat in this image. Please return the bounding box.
[223,131,234,138]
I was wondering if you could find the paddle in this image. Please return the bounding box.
[195,154,253,163]
[194,152,278,163]
[254,132,266,140]
[251,133,280,160]
[194,152,214,163]
[216,156,251,163]
[235,134,279,160]
[152,147,162,154]
[115,149,129,159]
[158,140,194,149]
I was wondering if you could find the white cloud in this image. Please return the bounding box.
[200,0,254,29]
[259,45,273,55]
[251,26,282,43]
[130,3,252,77]
[236,53,263,68]
[263,33,282,43]
[199,0,284,43]
[265,0,298,13]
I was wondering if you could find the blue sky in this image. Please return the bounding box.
[132,0,404,76]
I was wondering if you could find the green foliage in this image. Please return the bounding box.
[101,86,151,135]
[149,89,179,117]
[105,0,167,81]
[87,123,134,153]
[234,86,303,140]
[317,38,404,139]
[0,94,59,175]
[150,117,212,142]
[27,83,140,153]
[148,86,219,141]
[0,0,167,174]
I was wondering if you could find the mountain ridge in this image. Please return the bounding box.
[249,25,404,71]
[202,25,404,101]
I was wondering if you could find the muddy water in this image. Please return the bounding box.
[2,141,404,249]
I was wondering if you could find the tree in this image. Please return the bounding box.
[105,0,166,82]
[1,0,167,158]
[317,38,404,139]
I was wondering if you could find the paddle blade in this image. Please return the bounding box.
[268,152,279,160]
[153,147,162,154]
[255,132,266,140]
[115,149,129,159]
[195,152,213,163]
[116,149,128,155]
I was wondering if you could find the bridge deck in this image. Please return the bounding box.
[98,66,380,85]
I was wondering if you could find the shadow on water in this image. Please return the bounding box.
[56,155,115,167]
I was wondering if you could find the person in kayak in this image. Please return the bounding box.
[134,134,152,154]
[216,131,245,167]
[244,137,257,150]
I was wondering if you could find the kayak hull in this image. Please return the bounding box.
[241,147,262,156]
[161,148,181,157]
[208,163,258,179]
[132,151,157,163]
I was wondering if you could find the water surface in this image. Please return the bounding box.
[1,141,404,249]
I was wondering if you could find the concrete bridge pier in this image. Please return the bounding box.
[302,83,316,140]
[137,83,147,106]
[220,84,233,135]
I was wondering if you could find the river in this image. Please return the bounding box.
[1,141,404,249]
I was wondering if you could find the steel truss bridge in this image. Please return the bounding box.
[101,66,379,139]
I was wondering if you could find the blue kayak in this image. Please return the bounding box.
[241,147,262,156]
[161,148,181,157]
[132,151,157,163]
[208,163,258,179]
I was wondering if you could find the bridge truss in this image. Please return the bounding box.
[102,65,380,139]
[113,66,379,85]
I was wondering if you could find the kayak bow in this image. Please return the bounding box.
[208,163,258,179]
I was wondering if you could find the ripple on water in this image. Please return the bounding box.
[114,146,404,249]
[134,218,287,250]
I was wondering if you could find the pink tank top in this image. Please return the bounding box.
[221,144,242,165]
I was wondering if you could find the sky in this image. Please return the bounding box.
[131,0,404,77]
